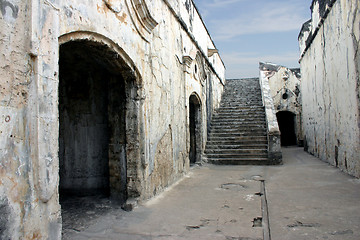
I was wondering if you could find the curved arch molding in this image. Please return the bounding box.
[104,0,158,42]
[59,31,143,84]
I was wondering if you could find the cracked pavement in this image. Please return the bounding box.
[63,147,360,240]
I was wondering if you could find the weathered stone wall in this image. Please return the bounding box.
[299,0,360,177]
[0,0,225,238]
[259,62,303,145]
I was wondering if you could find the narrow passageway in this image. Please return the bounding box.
[64,148,360,240]
[276,111,297,146]
[189,94,202,165]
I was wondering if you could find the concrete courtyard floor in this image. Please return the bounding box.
[64,147,360,240]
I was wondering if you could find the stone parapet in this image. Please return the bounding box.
[259,71,282,165]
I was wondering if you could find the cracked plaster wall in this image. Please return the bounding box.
[299,0,360,177]
[0,0,225,238]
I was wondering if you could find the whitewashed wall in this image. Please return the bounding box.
[299,0,360,178]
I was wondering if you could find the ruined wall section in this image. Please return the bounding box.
[299,0,360,177]
[259,62,303,144]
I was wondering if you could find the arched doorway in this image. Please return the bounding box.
[189,94,202,165]
[276,111,297,146]
[58,37,142,234]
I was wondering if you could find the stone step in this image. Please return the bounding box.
[205,144,268,150]
[222,98,261,101]
[222,96,261,99]
[208,132,267,137]
[207,135,267,141]
[222,94,261,98]
[212,114,265,118]
[213,116,266,120]
[222,94,261,97]
[206,138,268,143]
[210,121,266,125]
[209,134,266,139]
[220,103,263,107]
[215,109,265,113]
[209,131,267,136]
[214,109,265,113]
[206,153,268,159]
[210,121,266,126]
[223,95,260,97]
[209,126,266,130]
[222,101,261,103]
[209,127,266,131]
[210,124,266,128]
[209,128,267,133]
[205,148,267,154]
[222,98,262,101]
[209,125,266,130]
[223,88,260,90]
[208,158,269,165]
[222,101,262,104]
[223,93,261,96]
[213,114,265,119]
[212,118,265,122]
[212,113,265,117]
[216,106,264,111]
[225,80,259,82]
[210,120,266,124]
[221,101,262,104]
[206,142,268,147]
[212,118,266,122]
[206,138,267,143]
[211,116,266,120]
[224,88,260,91]
[225,84,260,87]
[213,113,265,118]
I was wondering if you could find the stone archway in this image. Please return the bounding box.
[189,93,202,165]
[58,34,144,234]
[276,111,297,146]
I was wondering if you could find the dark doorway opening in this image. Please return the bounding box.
[189,94,202,165]
[59,40,129,236]
[276,111,297,146]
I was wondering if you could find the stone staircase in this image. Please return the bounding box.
[205,78,270,165]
